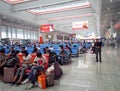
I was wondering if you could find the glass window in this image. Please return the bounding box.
[24,30,28,39]
[17,28,23,39]
[34,32,36,39]
[34,32,38,39]
[1,26,7,38]
[12,28,16,38]
[31,31,34,39]
[8,27,12,38]
[28,31,31,39]
[32,31,34,39]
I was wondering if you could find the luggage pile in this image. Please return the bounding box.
[37,62,63,89]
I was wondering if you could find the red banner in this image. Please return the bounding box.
[114,22,120,29]
[40,24,54,33]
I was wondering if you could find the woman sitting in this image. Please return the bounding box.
[12,50,32,86]
[22,52,46,89]
[32,48,39,54]
[59,46,67,65]
[43,47,50,54]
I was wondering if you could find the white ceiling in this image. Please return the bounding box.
[0,0,101,37]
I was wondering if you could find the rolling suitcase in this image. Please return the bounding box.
[46,72,54,87]
[54,62,63,80]
[3,67,15,83]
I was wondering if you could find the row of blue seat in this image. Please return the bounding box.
[0,43,92,55]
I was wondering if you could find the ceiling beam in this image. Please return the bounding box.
[49,16,94,23]
[35,7,95,20]
[35,14,94,25]
[12,0,83,12]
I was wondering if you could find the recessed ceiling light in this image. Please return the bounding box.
[107,8,110,10]
[118,12,120,14]
[110,0,113,2]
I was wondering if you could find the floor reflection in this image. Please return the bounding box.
[77,59,89,68]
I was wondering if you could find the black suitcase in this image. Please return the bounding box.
[46,71,54,87]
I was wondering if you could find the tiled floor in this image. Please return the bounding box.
[0,47,120,91]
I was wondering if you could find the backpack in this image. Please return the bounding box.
[5,57,18,68]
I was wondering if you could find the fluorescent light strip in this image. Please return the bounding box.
[28,0,90,14]
[48,13,93,21]
[31,1,89,12]
[28,4,91,15]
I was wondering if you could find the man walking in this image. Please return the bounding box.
[94,39,102,62]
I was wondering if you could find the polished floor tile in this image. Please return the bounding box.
[0,47,120,91]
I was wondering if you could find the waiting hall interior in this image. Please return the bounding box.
[0,0,120,91]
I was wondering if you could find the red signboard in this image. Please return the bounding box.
[40,24,54,33]
[114,22,120,29]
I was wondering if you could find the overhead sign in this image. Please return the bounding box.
[69,34,76,38]
[114,22,120,29]
[40,24,54,33]
[86,31,92,36]
[72,21,88,30]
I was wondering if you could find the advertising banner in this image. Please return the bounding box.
[69,34,76,37]
[40,24,54,32]
[72,21,88,30]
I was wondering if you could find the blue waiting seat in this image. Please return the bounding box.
[39,49,44,54]
[54,49,60,55]
[5,49,10,54]
[71,48,79,57]
[27,49,33,54]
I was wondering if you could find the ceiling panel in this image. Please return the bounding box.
[3,0,35,4]
[36,8,95,20]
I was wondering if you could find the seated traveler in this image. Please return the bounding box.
[43,47,50,54]
[22,52,46,89]
[5,50,20,68]
[0,48,6,77]
[32,48,39,54]
[59,46,67,65]
[11,50,32,86]
[49,46,54,51]
[65,45,72,54]
[8,46,16,55]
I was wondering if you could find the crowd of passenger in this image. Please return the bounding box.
[0,40,92,89]
[0,43,74,89]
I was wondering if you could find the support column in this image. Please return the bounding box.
[89,0,102,37]
[53,34,57,42]
[0,19,1,40]
[110,22,114,38]
[63,35,65,42]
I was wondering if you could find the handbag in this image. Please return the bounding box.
[5,57,17,67]
[38,73,46,89]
